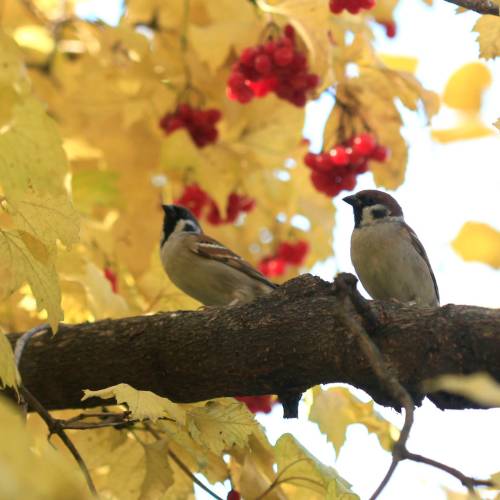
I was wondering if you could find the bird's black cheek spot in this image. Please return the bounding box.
[372,209,387,219]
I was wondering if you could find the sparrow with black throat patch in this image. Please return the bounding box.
[343,190,439,307]
[160,205,276,306]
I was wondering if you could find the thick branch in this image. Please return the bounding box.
[5,274,500,412]
[443,0,499,15]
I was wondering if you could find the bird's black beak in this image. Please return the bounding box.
[342,195,359,207]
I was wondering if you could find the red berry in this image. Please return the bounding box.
[371,144,390,162]
[259,257,286,277]
[206,202,223,225]
[353,132,376,156]
[346,146,362,166]
[329,146,349,166]
[306,74,320,88]
[291,92,306,107]
[341,172,357,191]
[227,490,241,500]
[236,395,275,414]
[206,109,222,124]
[277,241,309,266]
[228,72,246,88]
[384,21,396,38]
[104,268,118,293]
[273,46,294,67]
[284,24,295,40]
[254,54,273,75]
[240,47,257,66]
[304,152,317,169]
[355,160,369,173]
[315,152,333,172]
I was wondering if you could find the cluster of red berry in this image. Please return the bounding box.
[329,0,376,14]
[304,133,389,197]
[159,104,221,148]
[227,25,319,107]
[259,240,310,278]
[227,490,241,500]
[236,395,276,414]
[175,184,255,225]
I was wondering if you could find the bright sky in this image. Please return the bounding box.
[76,1,500,499]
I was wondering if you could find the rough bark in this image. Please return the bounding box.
[443,0,499,15]
[5,274,500,413]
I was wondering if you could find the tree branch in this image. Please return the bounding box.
[443,0,499,15]
[19,386,97,496]
[4,274,500,413]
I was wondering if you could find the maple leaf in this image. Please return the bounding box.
[140,439,174,500]
[309,386,398,456]
[82,383,186,424]
[275,433,358,500]
[187,399,258,455]
[0,333,20,389]
[473,15,500,60]
[424,373,500,407]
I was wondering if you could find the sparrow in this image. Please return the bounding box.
[343,190,439,307]
[160,204,276,306]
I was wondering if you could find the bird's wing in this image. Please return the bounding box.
[188,234,277,289]
[404,223,440,304]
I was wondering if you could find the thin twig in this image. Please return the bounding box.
[20,386,97,497]
[405,451,493,492]
[142,421,223,500]
[334,276,415,499]
[443,0,499,15]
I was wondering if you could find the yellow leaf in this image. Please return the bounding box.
[238,454,287,500]
[0,31,27,91]
[0,396,90,499]
[160,129,205,175]
[140,439,174,500]
[431,118,495,142]
[473,15,500,60]
[424,373,500,407]
[78,429,146,499]
[187,399,258,455]
[82,383,186,424]
[0,333,20,389]
[379,54,418,73]
[189,0,260,73]
[233,95,305,166]
[0,230,62,329]
[494,118,500,130]
[443,62,492,111]
[491,471,500,488]
[275,434,358,500]
[78,263,129,319]
[452,221,500,268]
[309,386,397,456]
[71,169,121,214]
[13,25,55,55]
[160,419,229,484]
[8,192,79,249]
